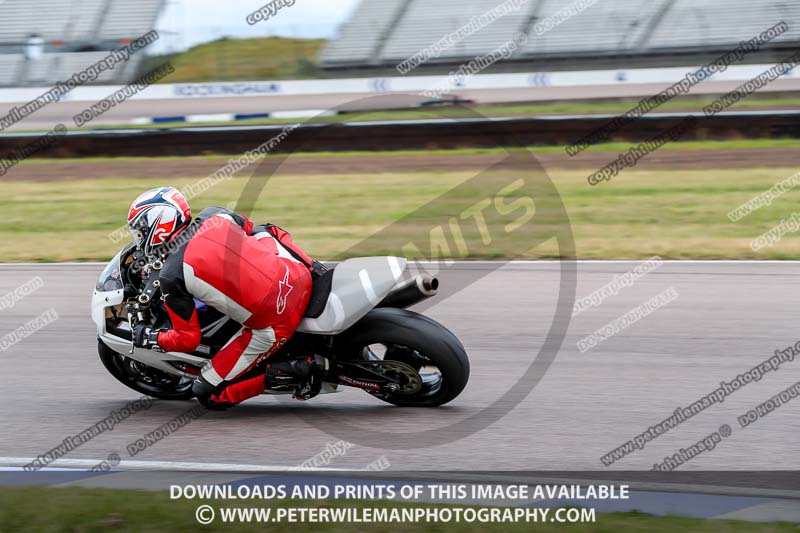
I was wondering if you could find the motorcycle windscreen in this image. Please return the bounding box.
[95,250,124,292]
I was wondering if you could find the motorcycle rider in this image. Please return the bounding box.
[127,186,324,410]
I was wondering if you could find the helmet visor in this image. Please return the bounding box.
[129,226,144,248]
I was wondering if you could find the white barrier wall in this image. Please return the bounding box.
[0,63,795,103]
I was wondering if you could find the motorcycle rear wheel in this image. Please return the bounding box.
[339,308,470,407]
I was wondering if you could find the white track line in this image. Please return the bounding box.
[0,457,364,473]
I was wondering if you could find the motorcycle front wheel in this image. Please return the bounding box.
[98,340,195,400]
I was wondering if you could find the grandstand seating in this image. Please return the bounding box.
[31,52,129,85]
[648,0,800,49]
[99,0,165,42]
[524,0,671,54]
[320,0,800,69]
[0,0,163,86]
[320,0,407,65]
[69,0,109,42]
[379,0,534,61]
[0,55,24,86]
[0,0,106,43]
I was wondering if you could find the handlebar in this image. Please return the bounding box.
[124,257,164,354]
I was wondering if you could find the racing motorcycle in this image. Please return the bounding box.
[92,243,470,407]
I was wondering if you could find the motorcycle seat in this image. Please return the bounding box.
[303,267,335,318]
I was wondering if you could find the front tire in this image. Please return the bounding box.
[338,308,470,407]
[98,340,195,400]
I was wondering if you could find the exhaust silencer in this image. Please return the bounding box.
[377,275,439,309]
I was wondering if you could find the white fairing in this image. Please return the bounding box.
[297,256,406,334]
[91,248,214,376]
[92,286,212,376]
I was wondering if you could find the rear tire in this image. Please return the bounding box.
[338,308,469,407]
[98,340,195,400]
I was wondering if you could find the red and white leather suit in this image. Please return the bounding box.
[156,206,313,405]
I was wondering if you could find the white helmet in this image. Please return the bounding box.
[127,186,191,258]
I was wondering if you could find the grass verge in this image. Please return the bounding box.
[141,37,325,82]
[0,487,795,532]
[2,165,800,262]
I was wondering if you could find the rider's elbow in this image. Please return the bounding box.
[180,329,202,353]
[159,328,201,353]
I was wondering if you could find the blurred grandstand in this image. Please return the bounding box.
[0,0,164,86]
[321,0,800,74]
[5,0,797,87]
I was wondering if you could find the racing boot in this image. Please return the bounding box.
[192,373,236,411]
[265,354,328,400]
